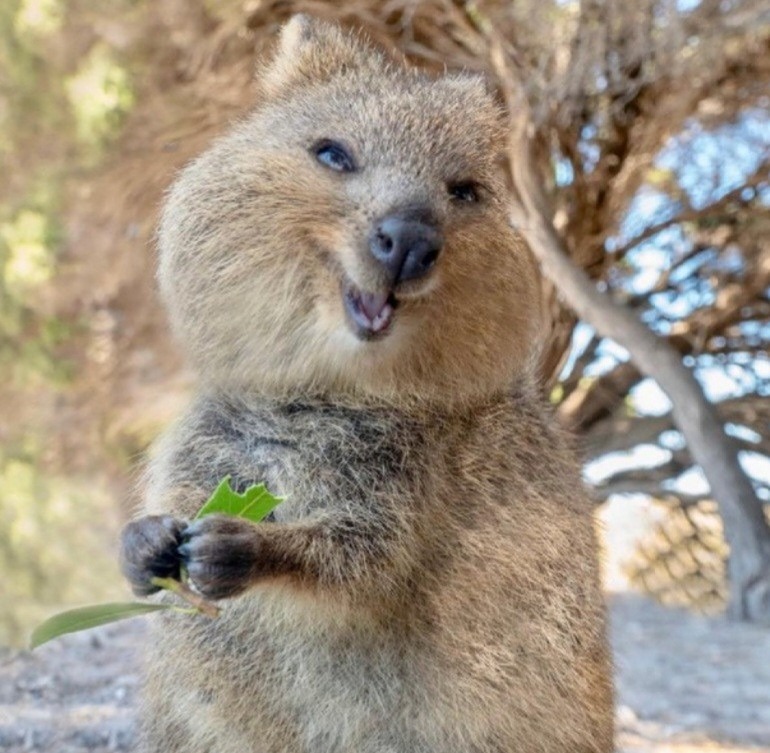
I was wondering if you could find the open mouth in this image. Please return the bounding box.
[343,283,398,340]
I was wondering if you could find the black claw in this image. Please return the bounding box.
[120,515,186,594]
[168,516,260,600]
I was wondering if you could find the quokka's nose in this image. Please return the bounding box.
[369,214,443,284]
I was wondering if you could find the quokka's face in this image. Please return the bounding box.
[247,73,515,339]
[159,16,542,401]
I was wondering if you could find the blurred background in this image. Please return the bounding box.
[0,0,770,753]
[0,0,768,748]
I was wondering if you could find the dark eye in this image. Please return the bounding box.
[312,140,356,173]
[448,181,480,203]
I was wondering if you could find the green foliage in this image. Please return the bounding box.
[14,0,63,39]
[0,444,124,647]
[195,476,284,523]
[0,160,70,386]
[1,209,56,290]
[0,0,135,389]
[0,0,69,157]
[30,602,169,649]
[28,477,283,648]
[0,2,138,640]
[66,43,134,157]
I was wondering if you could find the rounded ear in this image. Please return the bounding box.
[275,14,329,58]
[259,14,375,97]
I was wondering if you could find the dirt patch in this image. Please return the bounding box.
[613,594,770,752]
[1,593,768,752]
[0,622,140,752]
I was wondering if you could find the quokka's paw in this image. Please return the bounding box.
[120,515,186,596]
[178,515,263,600]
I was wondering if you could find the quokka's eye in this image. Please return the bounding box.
[448,181,480,203]
[312,140,356,173]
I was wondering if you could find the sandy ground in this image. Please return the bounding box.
[1,593,768,752]
[611,595,770,752]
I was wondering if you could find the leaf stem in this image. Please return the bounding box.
[150,577,220,618]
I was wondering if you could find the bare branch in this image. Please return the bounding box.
[611,165,769,261]
[468,10,770,622]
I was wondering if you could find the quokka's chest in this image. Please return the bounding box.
[220,407,433,518]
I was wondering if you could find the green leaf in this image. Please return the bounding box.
[30,602,171,649]
[194,476,284,523]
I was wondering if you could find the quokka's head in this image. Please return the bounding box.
[159,15,543,405]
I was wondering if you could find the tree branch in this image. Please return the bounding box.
[611,166,768,261]
[471,15,770,622]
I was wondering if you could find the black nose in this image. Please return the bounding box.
[369,214,443,284]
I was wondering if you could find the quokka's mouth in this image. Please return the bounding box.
[342,283,398,340]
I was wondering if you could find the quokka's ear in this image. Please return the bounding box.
[259,15,374,97]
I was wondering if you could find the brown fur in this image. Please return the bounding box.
[124,16,613,753]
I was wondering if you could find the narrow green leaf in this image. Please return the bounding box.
[30,602,171,649]
[195,476,284,523]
